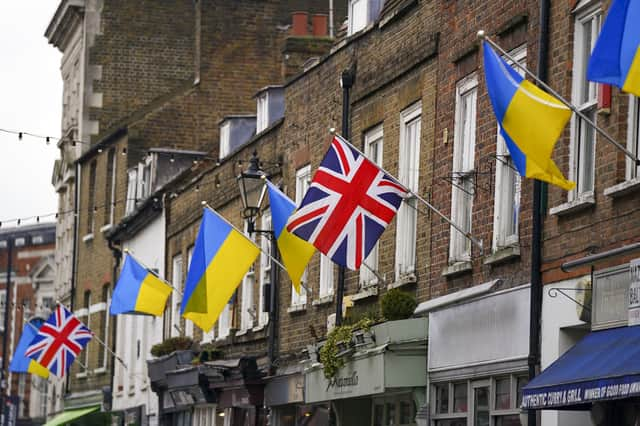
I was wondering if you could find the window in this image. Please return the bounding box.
[185,247,194,337]
[360,125,383,287]
[258,213,271,327]
[240,221,256,331]
[171,254,183,338]
[450,75,478,262]
[432,375,528,426]
[256,93,269,133]
[372,394,416,426]
[219,121,231,159]
[125,168,138,215]
[32,235,44,244]
[493,48,525,251]
[87,160,97,233]
[570,4,601,198]
[319,255,334,298]
[104,149,116,225]
[292,166,310,306]
[41,297,54,313]
[217,303,231,339]
[139,157,153,201]
[0,292,5,331]
[627,96,640,180]
[97,284,110,369]
[80,290,91,373]
[395,102,421,279]
[348,0,368,35]
[14,237,25,247]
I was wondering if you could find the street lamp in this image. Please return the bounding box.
[236,151,279,374]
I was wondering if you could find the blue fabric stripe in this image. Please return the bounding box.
[9,319,44,373]
[181,208,232,313]
[500,128,527,176]
[621,0,640,77]
[588,0,628,84]
[483,41,522,124]
[267,181,295,240]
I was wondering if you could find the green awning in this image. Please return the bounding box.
[44,405,100,426]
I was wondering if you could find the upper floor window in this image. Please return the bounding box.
[571,3,601,199]
[185,246,194,337]
[348,0,369,35]
[219,121,231,159]
[450,74,478,263]
[361,124,384,287]
[258,213,271,327]
[104,149,116,225]
[126,168,138,215]
[170,254,183,338]
[256,94,269,133]
[240,221,256,332]
[493,48,525,251]
[395,103,421,280]
[87,160,97,234]
[292,166,310,306]
[627,96,640,180]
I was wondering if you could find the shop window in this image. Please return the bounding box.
[395,102,421,280]
[371,394,416,426]
[570,3,601,200]
[360,124,384,287]
[450,74,477,263]
[453,382,468,413]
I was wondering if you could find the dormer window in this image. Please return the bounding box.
[218,116,257,159]
[255,86,284,134]
[220,121,231,158]
[348,0,383,35]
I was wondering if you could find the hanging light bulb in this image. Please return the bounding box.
[46,137,50,145]
[18,132,23,141]
[17,219,21,226]
[170,153,175,163]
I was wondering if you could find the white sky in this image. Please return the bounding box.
[0,2,61,227]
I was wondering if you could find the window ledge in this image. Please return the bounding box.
[99,224,113,234]
[76,372,88,379]
[484,245,520,266]
[235,329,249,337]
[252,323,267,333]
[388,273,417,289]
[93,367,107,375]
[82,233,94,243]
[312,295,334,306]
[604,178,640,198]
[351,286,379,302]
[549,195,595,216]
[287,303,307,314]
[441,261,473,277]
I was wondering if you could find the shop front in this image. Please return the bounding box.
[303,318,428,426]
[423,284,531,426]
[264,367,311,426]
[523,254,640,425]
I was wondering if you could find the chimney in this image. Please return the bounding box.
[312,14,328,37]
[291,12,309,36]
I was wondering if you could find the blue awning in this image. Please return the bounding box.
[522,325,640,409]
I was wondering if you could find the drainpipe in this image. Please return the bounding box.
[329,0,334,38]
[107,239,122,416]
[528,1,550,425]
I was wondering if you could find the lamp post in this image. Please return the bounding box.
[236,151,279,374]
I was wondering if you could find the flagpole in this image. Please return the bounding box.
[201,202,310,293]
[479,31,640,165]
[55,302,128,370]
[332,131,485,254]
[122,250,182,296]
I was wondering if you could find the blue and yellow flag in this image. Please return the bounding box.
[266,181,315,294]
[110,254,172,316]
[181,208,259,332]
[9,319,49,379]
[483,41,575,191]
[588,0,640,97]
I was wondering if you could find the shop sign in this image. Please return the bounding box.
[629,259,640,326]
[593,264,630,330]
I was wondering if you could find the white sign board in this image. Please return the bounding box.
[629,259,640,326]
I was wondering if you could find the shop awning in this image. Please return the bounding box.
[44,405,100,426]
[522,326,640,409]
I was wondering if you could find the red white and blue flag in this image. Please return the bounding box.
[286,135,408,270]
[25,304,92,377]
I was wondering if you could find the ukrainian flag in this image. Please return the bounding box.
[181,208,259,332]
[483,41,575,191]
[588,0,640,97]
[9,319,49,379]
[110,254,172,316]
[266,181,315,294]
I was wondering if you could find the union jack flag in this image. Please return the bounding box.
[25,304,92,377]
[286,135,408,270]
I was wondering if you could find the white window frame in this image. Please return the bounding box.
[627,95,640,180]
[319,255,334,298]
[170,254,183,338]
[361,124,384,287]
[0,292,5,332]
[570,3,601,200]
[492,48,526,251]
[348,0,369,35]
[125,168,138,215]
[185,247,194,337]
[98,287,110,370]
[217,303,231,340]
[449,74,478,263]
[106,149,117,225]
[256,93,269,133]
[292,166,310,306]
[258,213,271,327]
[395,102,422,280]
[240,220,256,332]
[219,121,231,159]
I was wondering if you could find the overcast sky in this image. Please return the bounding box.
[0,2,61,228]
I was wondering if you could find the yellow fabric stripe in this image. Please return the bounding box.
[135,273,173,316]
[278,228,315,294]
[623,47,640,97]
[504,80,574,190]
[184,230,259,332]
[28,360,50,379]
